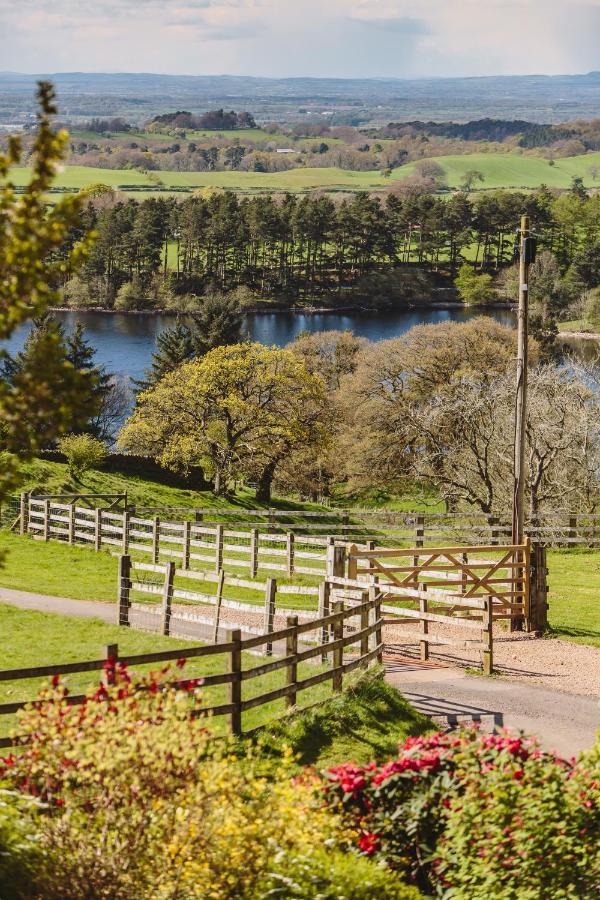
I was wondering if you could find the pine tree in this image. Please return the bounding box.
[137,321,196,389]
[65,320,115,438]
[0,315,101,449]
[192,292,244,355]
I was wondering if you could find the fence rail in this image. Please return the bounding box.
[8,493,600,548]
[0,595,384,748]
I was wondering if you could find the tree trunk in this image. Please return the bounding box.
[213,470,224,496]
[256,461,277,503]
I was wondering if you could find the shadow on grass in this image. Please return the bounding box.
[255,670,433,768]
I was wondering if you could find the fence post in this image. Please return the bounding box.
[488,515,499,546]
[103,643,119,685]
[529,542,549,633]
[482,597,493,675]
[161,561,175,636]
[286,532,295,577]
[228,629,242,737]
[94,507,103,552]
[264,578,277,656]
[118,555,131,626]
[318,580,331,662]
[285,616,298,709]
[332,601,344,692]
[415,514,425,548]
[360,594,369,665]
[182,520,192,570]
[250,528,259,578]
[43,500,50,542]
[122,510,130,554]
[568,513,577,545]
[215,525,223,573]
[327,539,346,578]
[369,585,383,664]
[152,516,160,565]
[267,508,275,534]
[68,502,76,545]
[19,492,29,536]
[342,509,349,538]
[213,569,225,642]
[419,585,429,662]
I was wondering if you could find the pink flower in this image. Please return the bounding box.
[358,831,380,856]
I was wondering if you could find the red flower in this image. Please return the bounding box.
[176,658,186,669]
[358,831,380,856]
[51,674,61,688]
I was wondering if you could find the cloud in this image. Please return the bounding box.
[0,0,597,76]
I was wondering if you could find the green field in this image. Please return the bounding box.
[401,151,600,190]
[10,149,600,196]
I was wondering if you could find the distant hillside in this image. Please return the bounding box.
[1,71,600,125]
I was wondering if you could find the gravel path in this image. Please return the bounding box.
[384,620,600,698]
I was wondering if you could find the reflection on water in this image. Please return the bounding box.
[3,306,519,382]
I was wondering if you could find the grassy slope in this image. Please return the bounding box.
[0,604,429,762]
[10,150,600,195]
[546,549,600,647]
[400,151,600,190]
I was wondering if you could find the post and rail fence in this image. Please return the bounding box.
[8,492,599,550]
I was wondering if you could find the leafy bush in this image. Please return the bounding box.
[1,662,416,899]
[256,847,420,898]
[0,788,41,898]
[322,729,599,898]
[57,433,106,480]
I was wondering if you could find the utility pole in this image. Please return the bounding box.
[512,214,530,550]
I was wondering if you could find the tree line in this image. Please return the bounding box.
[60,184,600,310]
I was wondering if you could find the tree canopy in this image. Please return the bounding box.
[119,342,329,500]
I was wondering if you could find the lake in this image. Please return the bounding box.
[4,306,520,383]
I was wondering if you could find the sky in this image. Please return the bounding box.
[0,0,599,79]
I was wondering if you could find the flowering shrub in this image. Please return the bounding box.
[322,728,600,897]
[0,788,42,899]
[0,662,416,899]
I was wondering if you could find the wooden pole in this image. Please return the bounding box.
[43,500,50,542]
[512,215,530,543]
[215,524,224,573]
[332,601,344,692]
[419,585,429,662]
[250,528,258,578]
[118,555,131,626]
[213,568,225,642]
[264,577,277,656]
[482,596,493,675]
[152,516,160,564]
[94,507,102,552]
[19,492,28,536]
[286,532,295,577]
[318,580,330,662]
[511,214,530,632]
[161,561,175,636]
[285,615,298,708]
[228,629,242,736]
[182,520,192,570]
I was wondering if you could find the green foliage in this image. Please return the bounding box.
[584,286,600,328]
[57,434,107,480]
[0,788,41,898]
[192,291,244,354]
[0,82,93,502]
[121,342,329,499]
[454,264,495,305]
[0,663,418,899]
[256,848,420,898]
[322,729,600,897]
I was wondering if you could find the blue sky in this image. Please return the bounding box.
[0,1,598,78]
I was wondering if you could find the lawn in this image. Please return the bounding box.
[545,548,600,647]
[0,603,430,761]
[10,150,600,197]
[558,318,599,334]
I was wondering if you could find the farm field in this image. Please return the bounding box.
[10,149,600,195]
[70,128,301,145]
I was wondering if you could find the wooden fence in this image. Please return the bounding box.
[24,497,344,579]
[12,493,600,548]
[118,557,324,642]
[0,594,383,748]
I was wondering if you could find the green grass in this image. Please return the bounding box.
[258,671,433,766]
[11,149,600,197]
[0,602,332,738]
[0,605,429,763]
[545,549,600,647]
[558,319,599,334]
[400,150,600,190]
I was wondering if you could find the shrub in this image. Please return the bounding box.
[1,662,358,899]
[0,788,41,898]
[322,729,599,897]
[57,433,106,480]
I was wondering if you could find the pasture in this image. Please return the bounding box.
[10,149,600,196]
